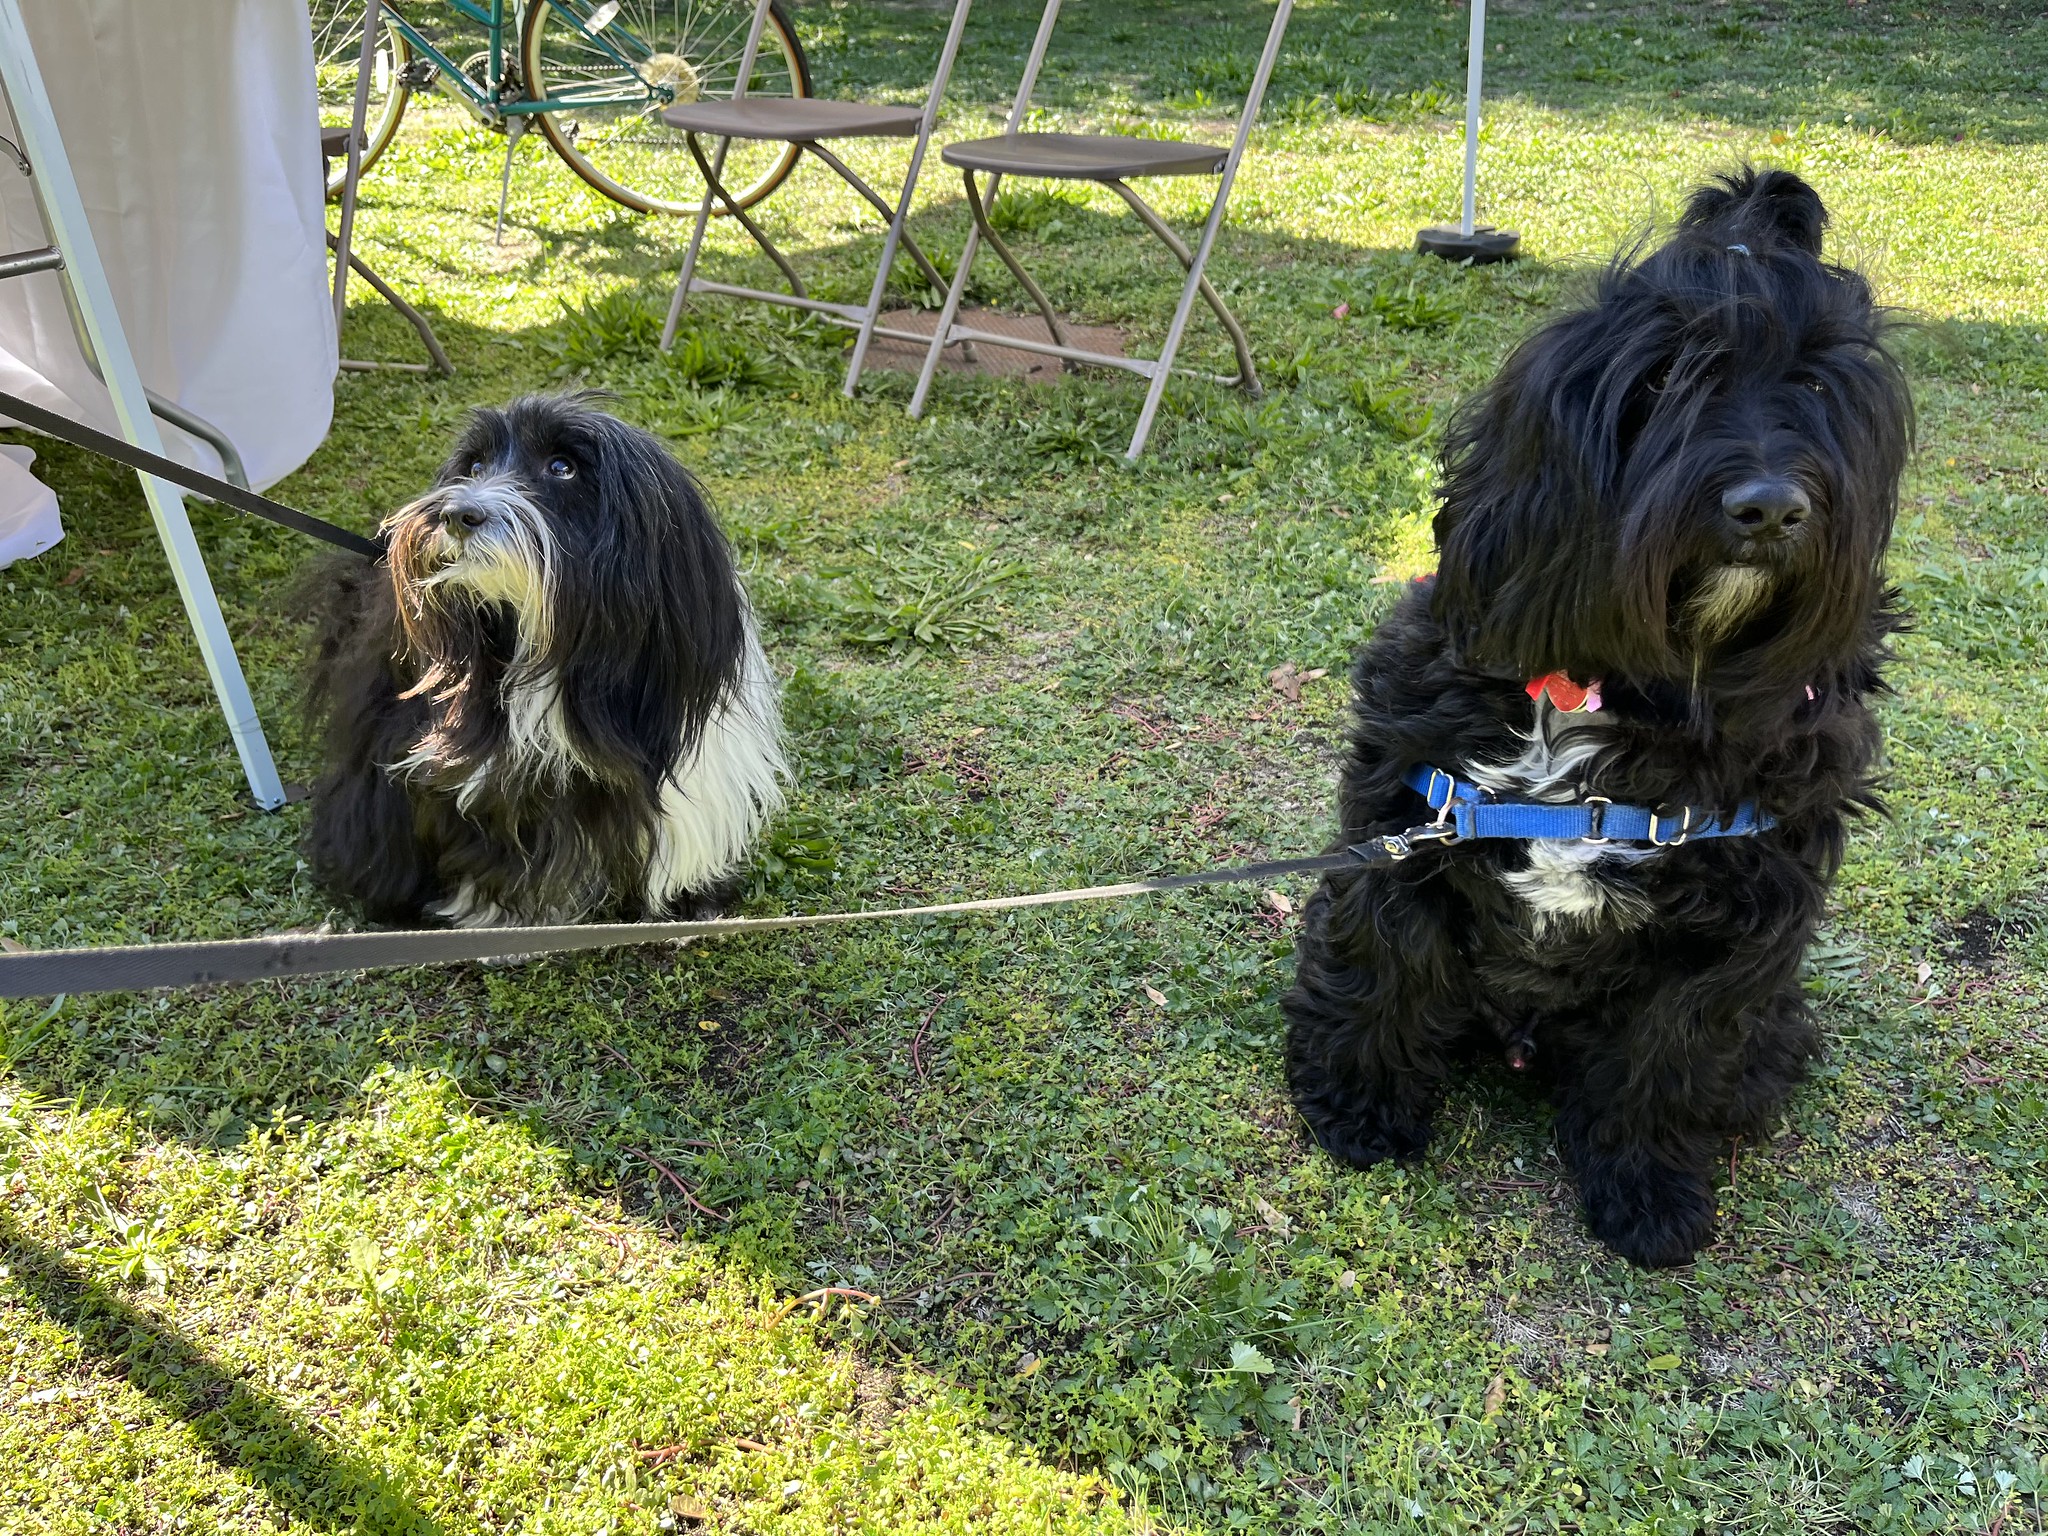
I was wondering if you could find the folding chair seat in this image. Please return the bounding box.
[658,0,974,396]
[320,127,452,377]
[907,0,1295,460]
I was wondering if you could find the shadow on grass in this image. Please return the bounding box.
[0,1215,441,1534]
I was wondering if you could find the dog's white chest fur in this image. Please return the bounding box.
[644,626,787,909]
[1464,708,1653,935]
[415,621,786,927]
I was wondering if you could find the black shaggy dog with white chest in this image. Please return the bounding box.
[304,394,785,927]
[1284,169,1912,1268]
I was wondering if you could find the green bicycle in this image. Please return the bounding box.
[310,0,811,216]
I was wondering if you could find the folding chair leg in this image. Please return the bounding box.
[327,233,454,376]
[663,157,721,350]
[1124,186,1243,461]
[908,187,994,419]
[804,145,951,291]
[665,0,784,353]
[1106,181,1258,392]
[802,140,949,394]
[841,0,974,395]
[683,132,809,299]
[962,169,1069,349]
[1122,0,1294,457]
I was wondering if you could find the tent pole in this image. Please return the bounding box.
[1461,0,1485,237]
[0,0,286,808]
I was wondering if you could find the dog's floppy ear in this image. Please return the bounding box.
[545,409,748,790]
[1430,305,1650,679]
[1679,165,1827,256]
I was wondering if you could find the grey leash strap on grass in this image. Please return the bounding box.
[0,849,1391,1000]
[0,386,384,559]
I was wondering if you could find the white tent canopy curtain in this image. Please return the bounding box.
[0,0,338,807]
[1417,0,1519,264]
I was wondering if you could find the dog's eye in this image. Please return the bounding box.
[468,459,485,477]
[1805,379,1828,395]
[546,456,576,480]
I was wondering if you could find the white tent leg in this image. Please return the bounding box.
[1461,0,1486,237]
[0,0,286,809]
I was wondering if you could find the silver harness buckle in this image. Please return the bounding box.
[1647,807,1696,847]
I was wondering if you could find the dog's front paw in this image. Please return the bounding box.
[1295,1083,1433,1170]
[1573,1150,1716,1269]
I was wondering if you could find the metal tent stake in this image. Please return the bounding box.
[0,0,287,808]
[1417,0,1519,264]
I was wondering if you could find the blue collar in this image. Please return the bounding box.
[1401,764,1775,847]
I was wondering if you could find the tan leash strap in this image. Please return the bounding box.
[0,850,1372,999]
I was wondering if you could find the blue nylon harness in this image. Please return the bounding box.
[1384,764,1776,853]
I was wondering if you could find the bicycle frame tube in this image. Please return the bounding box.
[379,7,494,108]
[380,0,668,117]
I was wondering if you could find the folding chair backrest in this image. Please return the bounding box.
[729,0,778,104]
[1000,0,1296,147]
[729,0,976,120]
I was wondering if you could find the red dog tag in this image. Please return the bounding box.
[1526,673,1603,713]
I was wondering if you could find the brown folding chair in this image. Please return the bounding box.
[658,0,974,396]
[907,0,1295,460]
[321,127,452,377]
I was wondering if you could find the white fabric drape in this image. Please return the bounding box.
[0,0,334,525]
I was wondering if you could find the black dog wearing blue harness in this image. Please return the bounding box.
[1285,168,1912,1268]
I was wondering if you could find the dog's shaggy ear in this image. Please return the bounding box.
[1679,165,1827,256]
[1429,304,1657,679]
[548,412,748,790]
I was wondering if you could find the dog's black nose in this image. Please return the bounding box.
[436,502,490,536]
[1722,478,1810,538]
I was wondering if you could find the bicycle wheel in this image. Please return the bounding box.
[521,0,810,216]
[309,2,414,198]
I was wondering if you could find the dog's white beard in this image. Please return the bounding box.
[1685,564,1772,642]
[414,476,558,655]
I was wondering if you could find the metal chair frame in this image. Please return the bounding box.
[322,129,453,378]
[658,0,975,396]
[906,0,1294,460]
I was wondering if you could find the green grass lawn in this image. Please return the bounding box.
[5,1,2048,1530]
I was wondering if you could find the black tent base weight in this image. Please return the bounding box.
[1416,224,1521,264]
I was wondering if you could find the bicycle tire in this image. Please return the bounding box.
[310,5,414,198]
[521,0,810,216]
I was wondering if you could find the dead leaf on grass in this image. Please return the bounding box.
[1264,664,1328,703]
[1253,1195,1293,1235]
[1483,1373,1507,1418]
[1262,889,1294,916]
[1141,984,1168,1008]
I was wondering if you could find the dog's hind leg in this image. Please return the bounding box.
[1728,985,1820,1139]
[305,753,438,924]
[1283,880,1465,1168]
